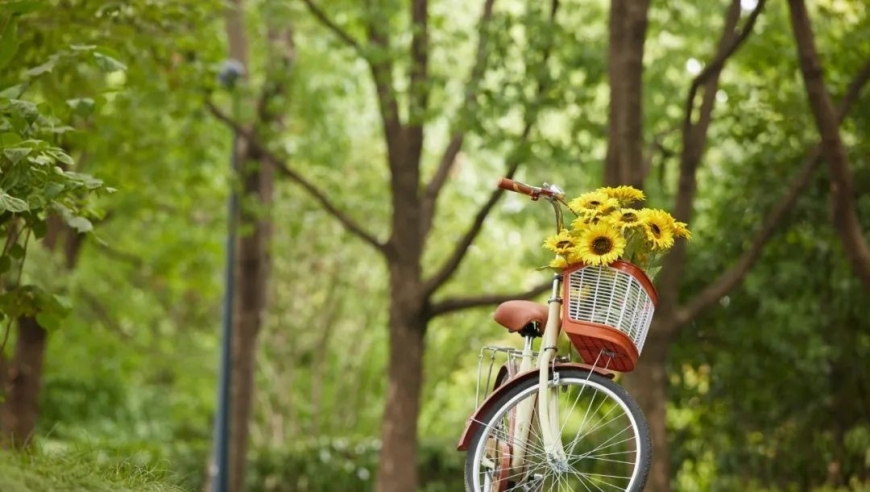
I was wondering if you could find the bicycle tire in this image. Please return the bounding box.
[463,369,652,492]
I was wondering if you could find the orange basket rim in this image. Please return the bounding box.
[563,320,640,372]
[561,259,659,306]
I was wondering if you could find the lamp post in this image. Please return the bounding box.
[209,58,245,492]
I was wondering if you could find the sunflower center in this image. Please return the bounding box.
[556,240,572,249]
[591,237,613,255]
[586,200,601,208]
[621,212,638,223]
[650,224,661,238]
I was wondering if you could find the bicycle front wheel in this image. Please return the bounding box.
[464,369,651,492]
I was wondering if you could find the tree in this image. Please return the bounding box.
[0,2,111,447]
[787,0,870,291]
[207,0,571,490]
[609,0,870,489]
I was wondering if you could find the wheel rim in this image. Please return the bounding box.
[471,376,644,492]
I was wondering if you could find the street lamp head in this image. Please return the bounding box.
[218,59,246,89]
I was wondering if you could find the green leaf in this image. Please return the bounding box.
[31,219,46,239]
[52,293,71,312]
[9,99,38,123]
[43,181,64,198]
[47,125,75,134]
[48,149,74,166]
[35,312,60,330]
[24,58,55,77]
[0,256,10,274]
[64,171,104,189]
[3,147,31,164]
[0,1,45,15]
[9,243,24,259]
[0,132,21,145]
[0,193,29,212]
[0,15,19,71]
[0,84,25,98]
[93,52,126,73]
[64,215,92,233]
[66,97,94,115]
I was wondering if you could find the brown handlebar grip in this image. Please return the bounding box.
[497,177,535,196]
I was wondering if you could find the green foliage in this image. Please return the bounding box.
[0,449,186,492]
[0,2,110,352]
[4,0,869,491]
[242,439,464,492]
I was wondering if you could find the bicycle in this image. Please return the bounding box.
[457,177,656,492]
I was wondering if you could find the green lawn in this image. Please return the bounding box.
[0,451,187,492]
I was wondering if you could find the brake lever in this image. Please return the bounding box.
[542,182,567,233]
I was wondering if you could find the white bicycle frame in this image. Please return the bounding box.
[507,273,567,473]
[506,184,572,476]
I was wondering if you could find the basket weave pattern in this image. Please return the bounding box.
[562,261,657,372]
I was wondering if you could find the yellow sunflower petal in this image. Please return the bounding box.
[549,256,569,269]
[599,186,645,206]
[639,209,676,250]
[673,221,692,240]
[607,208,645,231]
[543,229,575,254]
[568,192,619,215]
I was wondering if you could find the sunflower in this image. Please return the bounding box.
[549,256,569,269]
[542,229,575,255]
[607,208,645,231]
[571,214,604,230]
[639,209,675,250]
[574,222,626,266]
[568,192,620,215]
[674,221,692,240]
[600,186,645,206]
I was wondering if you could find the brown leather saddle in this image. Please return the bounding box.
[493,300,555,337]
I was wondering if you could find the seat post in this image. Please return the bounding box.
[523,334,535,354]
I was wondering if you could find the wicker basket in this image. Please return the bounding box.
[561,260,658,372]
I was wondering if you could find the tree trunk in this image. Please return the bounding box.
[620,324,671,492]
[216,1,277,491]
[608,2,756,490]
[605,0,651,189]
[0,220,83,449]
[0,318,47,448]
[228,143,273,492]
[375,274,426,492]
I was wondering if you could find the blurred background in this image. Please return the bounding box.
[0,0,869,491]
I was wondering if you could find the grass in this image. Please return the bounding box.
[0,449,188,492]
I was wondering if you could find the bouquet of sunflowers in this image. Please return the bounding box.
[543,186,690,279]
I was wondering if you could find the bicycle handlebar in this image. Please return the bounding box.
[497,177,567,232]
[497,178,561,200]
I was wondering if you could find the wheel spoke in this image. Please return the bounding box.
[468,373,647,492]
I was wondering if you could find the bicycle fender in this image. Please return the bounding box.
[456,363,614,451]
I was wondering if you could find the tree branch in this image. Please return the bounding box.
[422,0,559,299]
[364,4,403,172]
[206,99,387,253]
[406,0,429,175]
[422,123,531,299]
[787,0,870,290]
[656,0,764,317]
[420,0,497,237]
[675,56,870,325]
[685,0,766,129]
[300,0,364,54]
[427,281,551,318]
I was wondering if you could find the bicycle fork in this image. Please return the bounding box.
[509,274,569,477]
[509,335,536,472]
[537,275,569,468]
